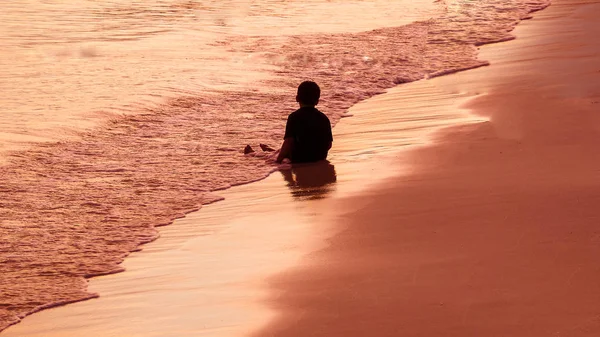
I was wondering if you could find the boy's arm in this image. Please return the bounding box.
[276,137,294,163]
[277,114,295,163]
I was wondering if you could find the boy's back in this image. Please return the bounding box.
[284,106,333,163]
[276,81,333,164]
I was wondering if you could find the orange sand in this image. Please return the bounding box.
[4,1,599,336]
[254,1,600,336]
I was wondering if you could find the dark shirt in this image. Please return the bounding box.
[284,106,333,163]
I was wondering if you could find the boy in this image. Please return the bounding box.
[276,81,333,164]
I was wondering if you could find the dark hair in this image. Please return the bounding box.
[296,81,320,106]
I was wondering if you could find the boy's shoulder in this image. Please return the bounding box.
[289,106,327,118]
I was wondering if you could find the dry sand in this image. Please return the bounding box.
[4,0,599,336]
[254,1,600,336]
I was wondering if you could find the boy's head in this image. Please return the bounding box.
[296,81,320,107]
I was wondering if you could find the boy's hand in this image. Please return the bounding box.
[276,138,294,163]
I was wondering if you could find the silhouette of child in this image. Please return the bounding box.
[243,81,333,163]
[276,81,333,163]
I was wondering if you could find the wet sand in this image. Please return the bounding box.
[4,0,599,336]
[1,57,478,337]
[255,1,600,336]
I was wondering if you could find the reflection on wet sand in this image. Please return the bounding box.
[281,161,337,200]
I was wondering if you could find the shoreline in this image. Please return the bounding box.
[1,70,481,337]
[0,0,550,333]
[0,30,492,337]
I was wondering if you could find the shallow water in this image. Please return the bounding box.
[0,0,550,332]
[0,0,440,157]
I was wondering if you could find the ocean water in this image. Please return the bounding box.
[0,0,440,158]
[0,0,549,332]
